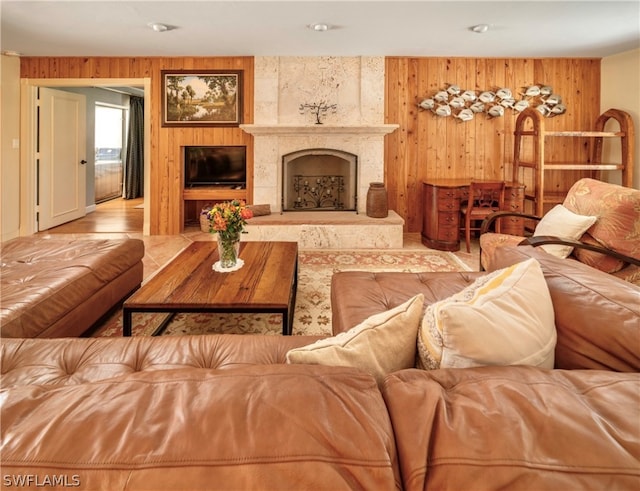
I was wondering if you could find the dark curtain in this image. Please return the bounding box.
[124,96,144,199]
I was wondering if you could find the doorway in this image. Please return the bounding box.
[20,77,151,236]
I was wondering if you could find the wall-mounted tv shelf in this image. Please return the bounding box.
[183,187,247,201]
[513,107,634,216]
[183,187,248,228]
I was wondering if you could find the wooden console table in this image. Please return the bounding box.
[421,179,525,251]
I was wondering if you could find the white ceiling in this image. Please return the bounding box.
[1,0,639,59]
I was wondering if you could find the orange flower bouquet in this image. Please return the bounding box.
[205,200,253,269]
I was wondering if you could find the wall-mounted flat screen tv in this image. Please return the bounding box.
[184,146,247,187]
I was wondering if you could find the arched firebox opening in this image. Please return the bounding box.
[281,149,358,212]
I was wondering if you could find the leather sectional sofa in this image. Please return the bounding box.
[0,237,144,338]
[1,244,638,490]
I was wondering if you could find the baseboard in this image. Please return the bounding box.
[86,204,97,213]
[1,230,21,243]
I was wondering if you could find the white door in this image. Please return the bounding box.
[38,88,87,230]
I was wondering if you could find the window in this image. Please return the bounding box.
[95,104,124,163]
[94,103,127,202]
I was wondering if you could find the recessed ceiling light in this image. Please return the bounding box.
[148,23,173,32]
[470,24,490,34]
[308,23,330,32]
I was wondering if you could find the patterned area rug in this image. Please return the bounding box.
[92,249,470,337]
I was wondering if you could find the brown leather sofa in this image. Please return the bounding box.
[1,336,403,490]
[368,246,639,490]
[1,245,638,490]
[0,237,144,338]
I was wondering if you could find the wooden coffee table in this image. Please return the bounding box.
[123,241,298,336]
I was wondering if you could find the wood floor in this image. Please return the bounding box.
[44,198,144,234]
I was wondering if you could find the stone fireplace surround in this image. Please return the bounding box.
[239,124,404,248]
[240,124,398,214]
[237,56,404,248]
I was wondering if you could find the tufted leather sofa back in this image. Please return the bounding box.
[1,362,402,490]
[331,271,485,335]
[0,334,324,389]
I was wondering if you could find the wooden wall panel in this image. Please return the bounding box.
[20,56,254,235]
[21,55,600,235]
[385,57,601,232]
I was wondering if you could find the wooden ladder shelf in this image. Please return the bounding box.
[512,108,634,216]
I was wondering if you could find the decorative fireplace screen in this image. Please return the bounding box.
[281,149,357,212]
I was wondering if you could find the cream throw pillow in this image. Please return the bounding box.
[417,258,556,370]
[286,294,424,384]
[533,204,597,258]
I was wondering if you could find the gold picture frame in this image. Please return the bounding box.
[161,70,243,126]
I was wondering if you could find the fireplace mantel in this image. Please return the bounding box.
[240,124,399,136]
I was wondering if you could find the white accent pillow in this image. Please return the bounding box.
[417,258,556,370]
[286,294,424,385]
[533,204,597,258]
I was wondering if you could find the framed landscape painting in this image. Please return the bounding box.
[161,70,243,126]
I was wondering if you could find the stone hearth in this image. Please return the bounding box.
[244,210,404,249]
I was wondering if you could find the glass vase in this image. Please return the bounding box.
[216,233,241,269]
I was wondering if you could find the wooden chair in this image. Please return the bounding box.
[461,180,505,253]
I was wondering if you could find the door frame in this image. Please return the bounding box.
[20,77,151,236]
